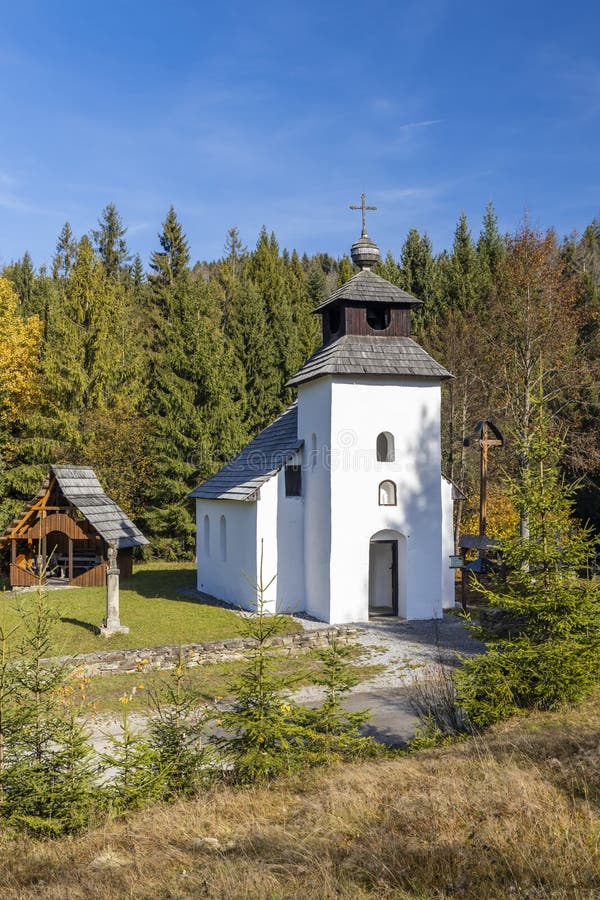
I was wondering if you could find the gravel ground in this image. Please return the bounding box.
[290,613,484,705]
[88,613,485,751]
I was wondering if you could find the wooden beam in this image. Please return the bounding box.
[9,482,54,539]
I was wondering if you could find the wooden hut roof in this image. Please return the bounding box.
[0,465,148,549]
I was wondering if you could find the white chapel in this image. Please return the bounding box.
[191,209,456,623]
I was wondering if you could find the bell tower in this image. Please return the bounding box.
[315,195,423,346]
[287,201,452,624]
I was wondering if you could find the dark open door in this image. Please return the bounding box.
[368,540,398,617]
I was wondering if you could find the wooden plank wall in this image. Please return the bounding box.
[345,305,410,337]
[27,513,88,540]
[323,304,411,344]
[71,562,107,587]
[9,563,38,587]
[117,548,134,580]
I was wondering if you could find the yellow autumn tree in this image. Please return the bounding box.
[462,486,520,541]
[0,276,42,429]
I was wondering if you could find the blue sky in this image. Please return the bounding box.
[1,0,599,268]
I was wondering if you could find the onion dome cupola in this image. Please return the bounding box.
[317,193,422,346]
[286,194,451,389]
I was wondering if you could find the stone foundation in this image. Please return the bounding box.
[48,625,362,677]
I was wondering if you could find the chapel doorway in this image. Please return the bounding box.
[368,531,407,618]
[368,540,398,616]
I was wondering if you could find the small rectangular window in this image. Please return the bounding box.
[285,465,302,497]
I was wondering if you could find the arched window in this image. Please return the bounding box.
[366,304,391,331]
[311,433,317,468]
[219,515,227,561]
[376,431,395,462]
[203,515,210,556]
[379,480,397,506]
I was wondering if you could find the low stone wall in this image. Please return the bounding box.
[50,625,362,677]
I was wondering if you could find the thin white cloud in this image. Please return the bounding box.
[396,119,443,130]
[371,98,395,114]
[0,171,61,217]
[127,221,151,236]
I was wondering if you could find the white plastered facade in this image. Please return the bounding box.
[195,372,455,622]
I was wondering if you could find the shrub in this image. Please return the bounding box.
[458,410,600,727]
[1,581,97,835]
[147,648,211,799]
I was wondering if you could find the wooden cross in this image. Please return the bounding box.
[350,192,377,236]
[464,420,504,537]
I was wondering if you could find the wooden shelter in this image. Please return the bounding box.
[0,466,148,588]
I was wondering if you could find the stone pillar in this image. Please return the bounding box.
[100,544,129,636]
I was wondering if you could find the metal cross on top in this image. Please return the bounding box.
[350,192,377,237]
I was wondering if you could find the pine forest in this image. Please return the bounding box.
[2,202,600,557]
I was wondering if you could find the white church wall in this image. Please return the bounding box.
[327,376,444,624]
[441,477,456,610]
[195,498,258,610]
[275,456,306,615]
[297,378,333,621]
[254,476,279,613]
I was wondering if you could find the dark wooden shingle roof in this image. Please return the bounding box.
[51,466,149,548]
[286,335,452,388]
[314,269,421,312]
[190,405,302,502]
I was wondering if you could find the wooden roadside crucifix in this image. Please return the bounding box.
[350,192,377,237]
[464,420,505,536]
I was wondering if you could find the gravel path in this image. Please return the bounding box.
[88,614,484,751]
[289,615,484,745]
[291,614,484,705]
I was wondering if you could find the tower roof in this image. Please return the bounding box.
[314,269,422,313]
[286,334,451,388]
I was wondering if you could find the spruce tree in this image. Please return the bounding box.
[144,210,245,555]
[92,203,130,280]
[229,280,280,433]
[457,409,600,727]
[101,693,162,813]
[150,205,190,286]
[337,254,354,286]
[216,546,306,783]
[52,222,77,280]
[375,249,403,287]
[287,249,319,369]
[7,251,35,310]
[44,236,113,423]
[147,648,210,799]
[399,229,440,330]
[131,253,145,288]
[299,638,377,761]
[444,212,480,312]
[2,583,97,834]
[477,202,505,296]
[248,228,300,397]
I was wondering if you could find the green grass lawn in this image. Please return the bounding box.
[0,561,300,657]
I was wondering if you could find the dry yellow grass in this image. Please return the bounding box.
[1,697,600,899]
